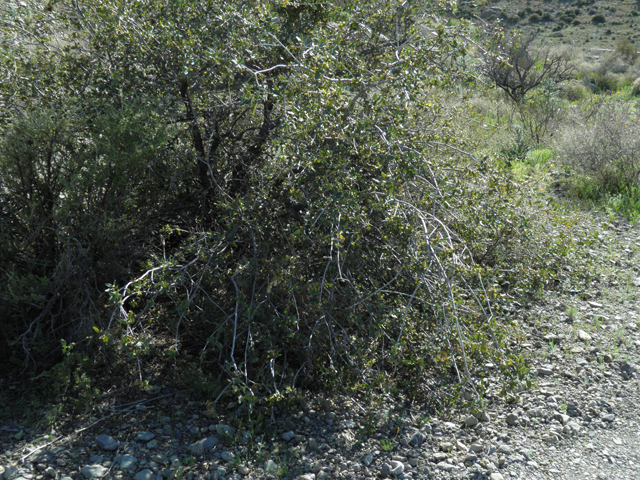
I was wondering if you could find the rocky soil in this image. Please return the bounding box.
[2,217,640,480]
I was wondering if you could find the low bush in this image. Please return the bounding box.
[555,102,640,194]
[591,14,606,24]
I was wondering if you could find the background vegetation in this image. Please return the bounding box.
[1,0,639,420]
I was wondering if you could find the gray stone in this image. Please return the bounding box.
[317,472,330,480]
[363,454,373,466]
[342,420,356,429]
[133,469,154,480]
[190,436,219,455]
[602,413,615,422]
[96,434,118,451]
[578,330,592,342]
[436,462,456,472]
[136,432,155,442]
[409,432,426,447]
[282,431,295,442]
[0,466,5,480]
[237,465,250,475]
[216,424,235,437]
[469,444,484,453]
[439,442,454,452]
[490,473,505,480]
[296,475,315,480]
[506,413,519,425]
[496,445,513,454]
[465,453,478,463]
[146,439,158,449]
[120,454,138,470]
[464,415,478,427]
[542,434,560,444]
[81,465,108,479]
[433,452,448,462]
[537,366,554,376]
[264,460,279,474]
[221,451,235,462]
[307,438,320,452]
[44,467,56,478]
[476,411,491,422]
[389,460,404,476]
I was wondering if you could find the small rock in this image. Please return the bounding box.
[602,413,615,422]
[578,330,592,342]
[465,453,478,463]
[409,432,426,447]
[506,413,519,426]
[476,411,491,422]
[537,366,554,376]
[264,460,279,475]
[133,469,154,480]
[436,462,456,472]
[282,431,295,442]
[136,432,155,442]
[363,454,373,466]
[496,445,513,454]
[44,467,56,478]
[389,460,404,476]
[146,439,158,449]
[221,451,236,462]
[96,434,118,451]
[317,472,330,480]
[296,475,315,480]
[119,454,138,470]
[433,452,448,462]
[439,442,454,452]
[14,430,24,441]
[490,473,504,480]
[380,463,391,477]
[237,465,250,475]
[307,438,320,452]
[216,424,235,437]
[81,465,108,479]
[469,443,484,453]
[464,415,478,427]
[542,434,560,444]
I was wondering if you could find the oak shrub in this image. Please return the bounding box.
[0,0,564,403]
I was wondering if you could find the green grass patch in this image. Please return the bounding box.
[525,148,553,166]
[569,176,640,222]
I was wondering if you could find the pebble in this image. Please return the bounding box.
[136,432,155,442]
[96,434,118,451]
[81,465,108,479]
[436,461,456,472]
[133,469,154,480]
[119,454,138,470]
[464,415,479,427]
[264,460,278,474]
[578,330,592,341]
[506,413,519,425]
[282,431,295,442]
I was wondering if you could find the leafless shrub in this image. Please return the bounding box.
[555,102,640,192]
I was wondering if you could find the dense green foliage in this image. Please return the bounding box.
[0,0,578,406]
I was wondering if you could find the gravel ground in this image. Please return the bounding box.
[2,217,640,480]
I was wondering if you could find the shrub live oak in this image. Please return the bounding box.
[0,0,556,403]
